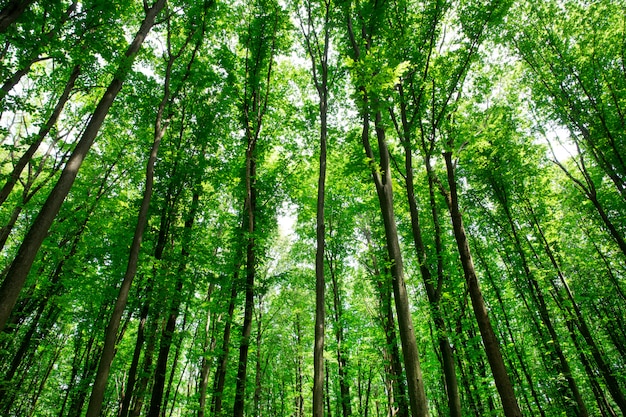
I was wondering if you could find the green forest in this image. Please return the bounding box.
[0,0,625,416]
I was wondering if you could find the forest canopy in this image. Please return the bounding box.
[0,0,625,416]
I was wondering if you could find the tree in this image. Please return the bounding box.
[343,2,430,415]
[294,1,333,416]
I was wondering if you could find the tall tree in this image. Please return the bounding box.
[343,2,429,415]
[232,2,287,416]
[294,1,332,416]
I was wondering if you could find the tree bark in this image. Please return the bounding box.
[442,151,522,417]
[328,254,352,417]
[197,283,216,417]
[81,5,169,416]
[300,2,332,415]
[211,271,239,416]
[364,226,409,417]
[0,0,34,33]
[401,128,461,416]
[366,109,429,417]
[118,292,150,417]
[232,145,256,417]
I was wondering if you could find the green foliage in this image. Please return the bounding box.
[1,0,625,416]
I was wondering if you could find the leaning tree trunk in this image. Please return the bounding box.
[0,65,80,208]
[328,252,352,417]
[0,0,167,333]
[211,265,240,416]
[534,216,626,414]
[364,108,429,417]
[442,151,522,417]
[364,227,409,417]
[197,282,216,417]
[403,137,461,417]
[82,5,170,416]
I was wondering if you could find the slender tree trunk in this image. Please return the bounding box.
[0,0,166,333]
[119,291,150,417]
[82,6,169,416]
[364,228,409,417]
[403,138,461,416]
[491,190,588,416]
[0,55,49,103]
[212,271,239,416]
[475,245,548,417]
[561,311,618,417]
[130,317,158,417]
[442,151,521,417]
[344,7,428,411]
[455,305,484,417]
[148,192,199,417]
[325,360,333,417]
[295,315,305,417]
[364,366,372,417]
[552,156,626,258]
[366,109,429,417]
[232,139,257,417]
[197,283,216,417]
[0,130,66,253]
[253,296,264,416]
[313,81,328,417]
[163,304,190,415]
[0,65,80,208]
[380,281,409,417]
[232,5,280,412]
[537,227,626,414]
[303,3,331,415]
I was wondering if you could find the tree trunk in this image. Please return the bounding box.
[475,245,548,417]
[0,65,80,208]
[0,0,167,333]
[313,81,328,417]
[364,228,409,417]
[0,0,34,33]
[197,283,216,417]
[561,311,618,417]
[295,314,305,417]
[211,271,239,416]
[119,291,150,417]
[491,189,588,416]
[536,223,626,414]
[303,3,331,415]
[163,304,190,415]
[232,142,257,417]
[365,108,429,417]
[442,151,521,417]
[403,137,461,416]
[147,192,199,417]
[328,252,352,417]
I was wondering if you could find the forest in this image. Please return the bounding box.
[0,0,625,416]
